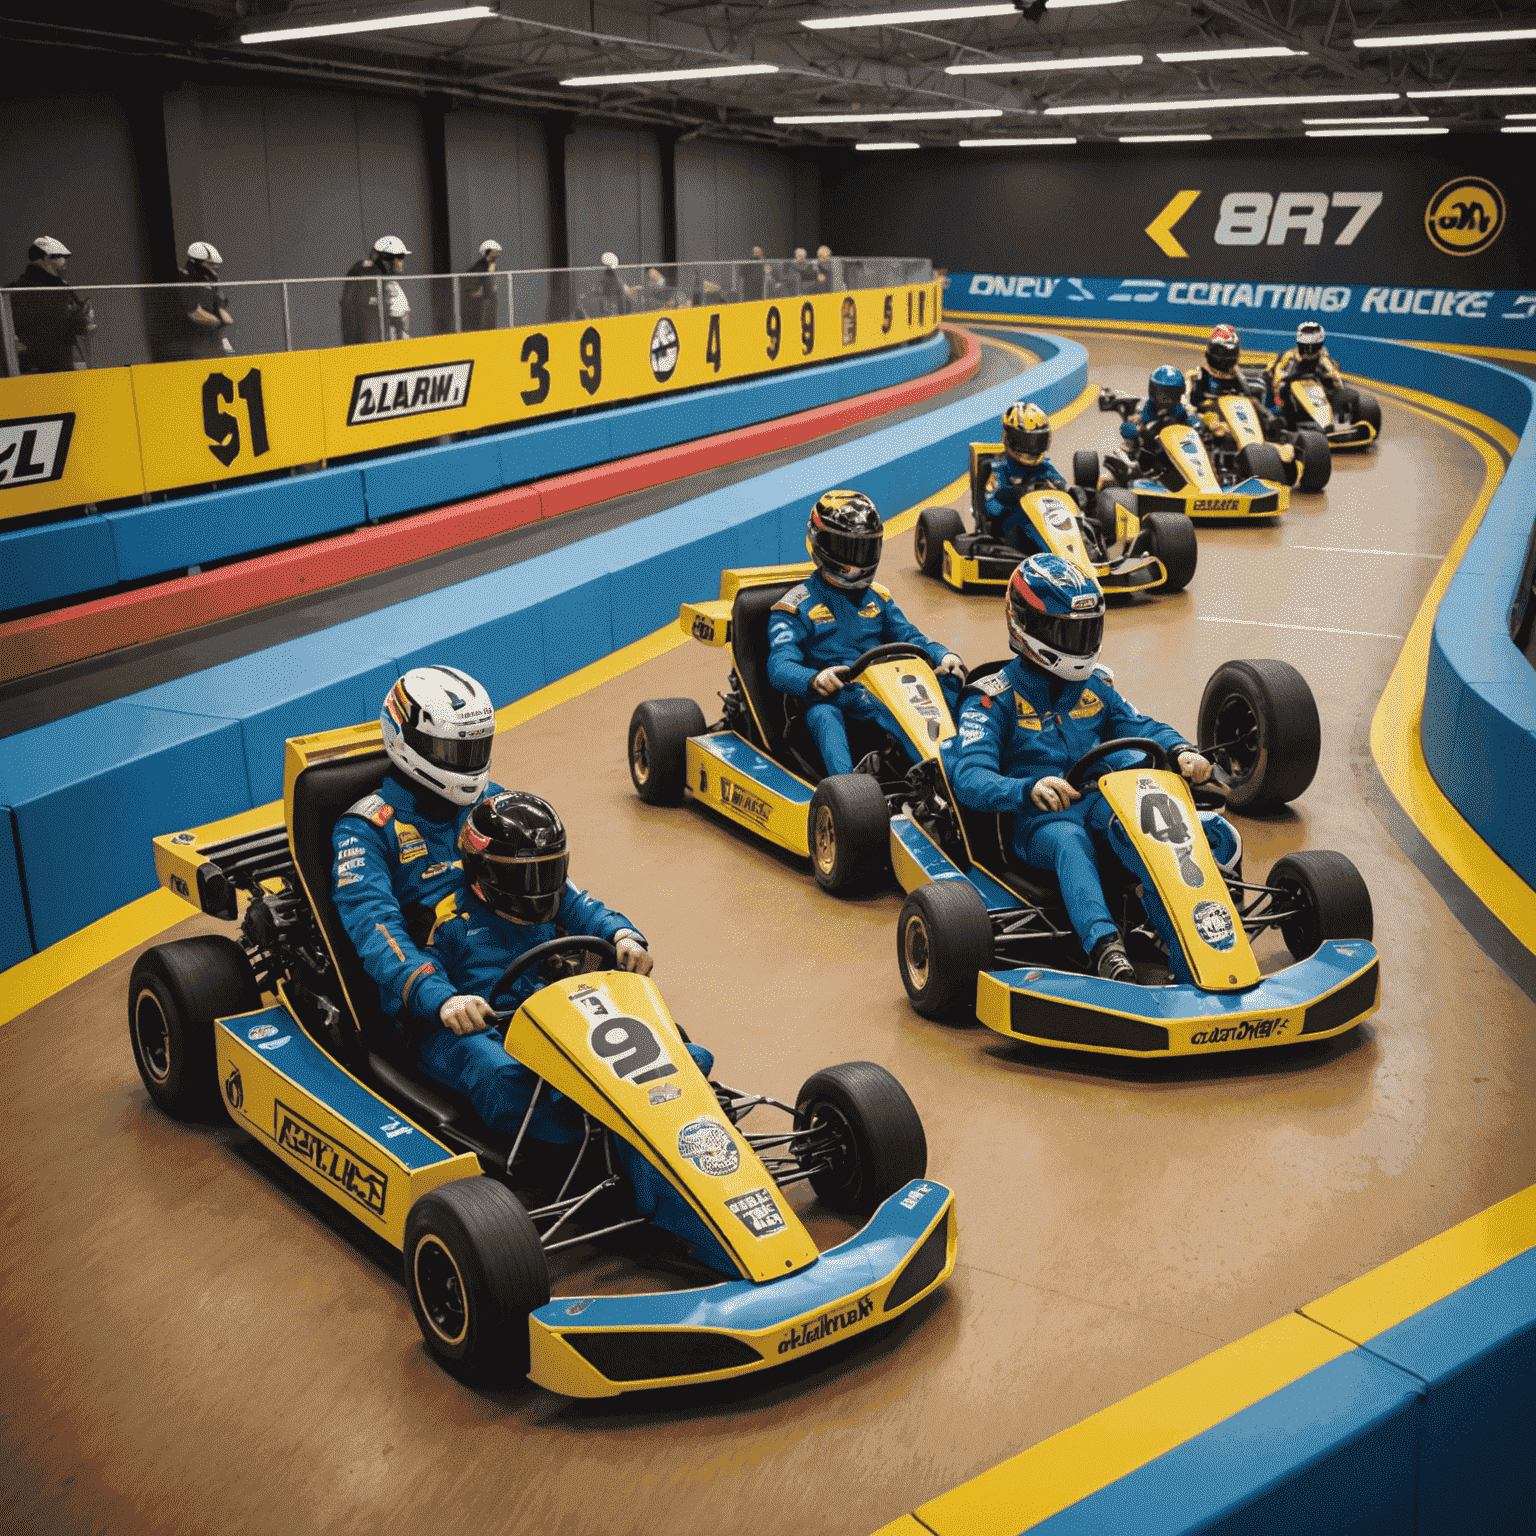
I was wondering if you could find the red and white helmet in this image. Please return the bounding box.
[1205,324,1240,373]
[380,667,495,806]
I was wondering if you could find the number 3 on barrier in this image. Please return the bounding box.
[202,369,270,468]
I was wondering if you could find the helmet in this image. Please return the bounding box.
[373,235,410,258]
[807,489,883,592]
[478,239,502,258]
[1296,321,1325,358]
[1001,401,1051,464]
[380,666,496,806]
[186,241,223,267]
[600,251,619,269]
[29,235,70,260]
[1148,365,1186,414]
[1005,554,1105,682]
[459,792,569,925]
[1205,324,1240,373]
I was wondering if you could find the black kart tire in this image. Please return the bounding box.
[1295,430,1332,493]
[1336,386,1360,415]
[1355,392,1382,435]
[1197,659,1321,810]
[1093,487,1135,545]
[1142,512,1198,594]
[795,1061,927,1216]
[1072,449,1100,491]
[897,880,993,1021]
[915,506,964,578]
[129,936,260,1121]
[1235,442,1285,485]
[405,1179,550,1385]
[1267,850,1374,961]
[628,697,704,806]
[809,773,891,894]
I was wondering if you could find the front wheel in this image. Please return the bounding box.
[1267,850,1374,960]
[897,880,993,1021]
[1093,487,1135,546]
[915,505,964,578]
[404,1179,550,1385]
[129,936,260,1121]
[1294,430,1332,492]
[628,698,704,806]
[1197,659,1320,810]
[794,1062,927,1216]
[1141,512,1198,594]
[1072,449,1100,490]
[1354,392,1382,436]
[1235,442,1285,485]
[809,773,891,894]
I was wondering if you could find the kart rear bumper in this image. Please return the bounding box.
[977,941,1380,1057]
[1325,421,1377,450]
[1133,477,1287,521]
[942,541,1165,595]
[527,1179,956,1397]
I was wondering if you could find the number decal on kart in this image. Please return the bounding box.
[572,985,678,1086]
[1135,775,1206,890]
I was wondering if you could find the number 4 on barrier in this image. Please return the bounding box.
[202,369,270,468]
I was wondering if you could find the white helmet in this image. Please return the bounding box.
[381,667,496,806]
[600,251,619,269]
[478,239,502,257]
[30,236,70,259]
[187,241,223,266]
[373,235,411,257]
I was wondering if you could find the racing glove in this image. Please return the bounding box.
[1177,750,1214,785]
[1030,776,1081,813]
[440,994,497,1036]
[937,653,966,679]
[614,930,653,975]
[812,667,846,697]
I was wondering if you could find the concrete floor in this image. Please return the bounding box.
[3,330,1533,1536]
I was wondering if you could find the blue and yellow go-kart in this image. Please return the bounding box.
[128,722,956,1395]
[629,562,961,895]
[1260,368,1382,453]
[888,659,1380,1058]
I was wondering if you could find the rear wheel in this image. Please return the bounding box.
[1235,442,1285,484]
[794,1062,927,1216]
[1093,487,1135,545]
[1295,430,1332,492]
[628,698,704,806]
[1141,512,1198,594]
[128,936,260,1121]
[1072,449,1100,490]
[809,773,891,894]
[897,880,993,1021]
[405,1179,550,1385]
[1197,659,1321,810]
[1267,851,1374,960]
[1355,392,1382,436]
[915,506,964,578]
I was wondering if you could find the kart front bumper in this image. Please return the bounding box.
[1133,476,1287,521]
[527,1179,956,1397]
[1324,420,1377,450]
[942,541,1165,595]
[977,941,1379,1057]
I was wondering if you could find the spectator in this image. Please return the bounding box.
[340,235,411,345]
[597,250,630,314]
[460,238,502,331]
[744,244,768,302]
[7,236,94,373]
[154,241,234,362]
[815,243,837,290]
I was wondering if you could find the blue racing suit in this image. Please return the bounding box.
[766,572,959,776]
[948,658,1237,976]
[331,768,503,1030]
[1121,399,1195,482]
[983,454,1069,551]
[421,884,728,1268]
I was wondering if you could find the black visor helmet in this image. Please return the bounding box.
[1205,324,1240,373]
[1296,321,1325,359]
[460,792,569,925]
[807,489,883,591]
[1001,401,1051,462]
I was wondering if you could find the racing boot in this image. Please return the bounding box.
[1090,935,1137,983]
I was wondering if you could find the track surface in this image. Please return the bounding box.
[4,330,1533,1536]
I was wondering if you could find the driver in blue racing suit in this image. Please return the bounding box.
[948,554,1239,982]
[1111,365,1195,485]
[983,401,1077,551]
[767,489,965,777]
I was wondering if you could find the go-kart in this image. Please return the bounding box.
[129,722,956,1395]
[1196,388,1331,494]
[1097,387,1291,522]
[1248,365,1381,452]
[889,658,1380,1057]
[631,564,959,896]
[912,442,1196,598]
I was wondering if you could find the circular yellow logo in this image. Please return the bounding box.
[1424,176,1506,257]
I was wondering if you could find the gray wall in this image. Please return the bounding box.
[675,140,822,263]
[564,126,663,268]
[443,109,552,273]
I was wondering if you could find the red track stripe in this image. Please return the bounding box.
[0,331,979,684]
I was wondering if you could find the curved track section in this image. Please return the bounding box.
[2,326,1532,1536]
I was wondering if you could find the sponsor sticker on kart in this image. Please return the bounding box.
[677,1117,740,1178]
[1190,1014,1292,1046]
[1192,899,1237,952]
[776,1294,875,1356]
[1193,497,1241,512]
[718,775,772,826]
[275,1100,388,1218]
[248,1023,280,1041]
[726,1187,788,1238]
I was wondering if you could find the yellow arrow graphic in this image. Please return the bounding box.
[1145,189,1202,258]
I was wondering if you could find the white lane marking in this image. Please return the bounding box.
[1198,616,1404,641]
[1291,544,1447,560]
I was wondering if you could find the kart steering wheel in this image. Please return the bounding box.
[489,936,619,1007]
[837,643,935,684]
[1064,737,1175,792]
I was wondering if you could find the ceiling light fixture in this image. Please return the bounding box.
[1046,0,1131,7]
[1157,46,1305,62]
[1045,90,1398,115]
[561,63,777,86]
[957,136,1079,145]
[1121,132,1212,142]
[1303,113,1429,124]
[241,4,493,44]
[1353,27,1536,48]
[1406,85,1536,99]
[1305,126,1450,137]
[948,54,1141,74]
[774,107,1004,123]
[856,141,921,150]
[803,4,1016,29]
[1500,125,1536,133]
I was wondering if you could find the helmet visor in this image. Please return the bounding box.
[471,848,569,923]
[1150,382,1183,411]
[1005,426,1051,459]
[403,721,494,774]
[817,526,883,570]
[1024,610,1104,658]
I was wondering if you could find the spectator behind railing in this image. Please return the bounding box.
[7,236,95,373]
[152,242,235,363]
[341,235,411,345]
[460,239,502,331]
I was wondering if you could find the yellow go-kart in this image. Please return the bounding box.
[1198,388,1331,493]
[130,723,955,1396]
[1263,369,1381,452]
[912,443,1196,598]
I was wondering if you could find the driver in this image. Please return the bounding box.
[331,668,502,1028]
[948,555,1238,982]
[982,401,1076,552]
[1187,325,1253,410]
[1267,321,1344,404]
[767,489,965,777]
[1112,365,1194,481]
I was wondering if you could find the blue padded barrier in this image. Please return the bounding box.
[0,514,117,611]
[0,810,32,969]
[495,411,613,487]
[105,467,368,583]
[362,437,502,522]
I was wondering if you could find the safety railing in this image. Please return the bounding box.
[0,256,932,375]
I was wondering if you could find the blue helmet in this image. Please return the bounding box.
[1006,554,1105,682]
[1149,365,1185,414]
